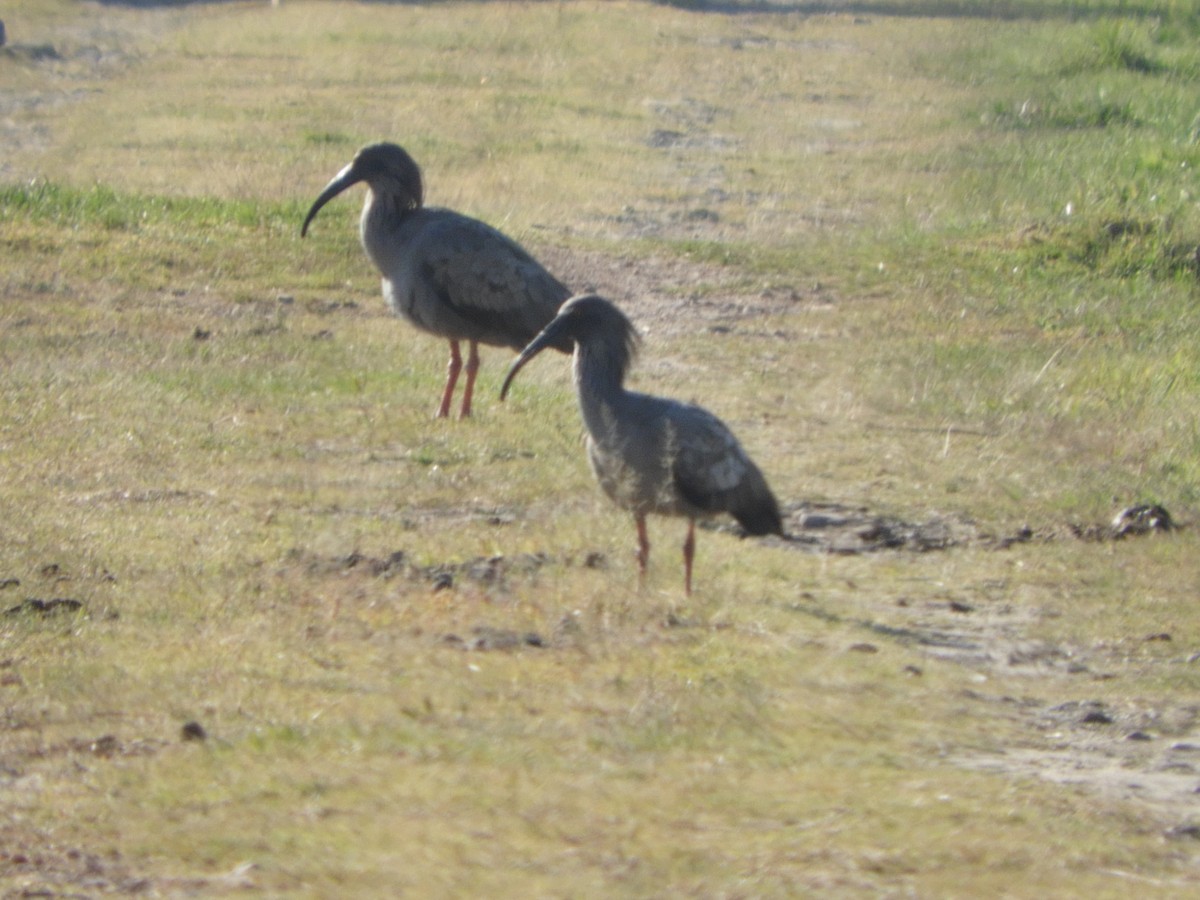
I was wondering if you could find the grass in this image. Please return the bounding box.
[3,0,1200,895]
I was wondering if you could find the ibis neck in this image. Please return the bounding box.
[573,343,628,436]
[360,190,414,270]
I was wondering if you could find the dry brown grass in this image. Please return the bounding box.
[2,1,1199,896]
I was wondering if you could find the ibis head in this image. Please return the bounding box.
[500,294,638,401]
[301,142,423,238]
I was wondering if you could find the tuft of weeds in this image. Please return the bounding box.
[1072,20,1164,75]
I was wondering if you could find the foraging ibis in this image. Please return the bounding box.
[301,142,571,418]
[501,294,783,594]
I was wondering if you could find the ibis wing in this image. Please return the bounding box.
[670,404,782,535]
[669,406,754,511]
[413,213,570,349]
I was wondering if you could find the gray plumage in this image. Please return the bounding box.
[301,142,571,418]
[501,294,783,594]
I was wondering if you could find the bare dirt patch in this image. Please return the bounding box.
[0,6,186,179]
[539,242,820,339]
[956,700,1200,842]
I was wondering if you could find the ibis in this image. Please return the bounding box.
[501,294,783,594]
[301,142,571,418]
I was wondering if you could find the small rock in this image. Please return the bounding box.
[468,627,545,651]
[464,556,505,584]
[1081,710,1114,725]
[555,612,583,638]
[181,721,207,742]
[1165,823,1200,841]
[1125,731,1154,742]
[799,512,849,529]
[848,642,878,654]
[663,611,698,629]
[90,735,119,757]
[14,43,61,62]
[1111,504,1174,537]
[471,628,517,651]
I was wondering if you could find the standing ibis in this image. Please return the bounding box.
[501,294,783,594]
[301,142,571,418]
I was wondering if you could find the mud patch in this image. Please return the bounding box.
[285,547,555,595]
[441,626,547,652]
[4,597,84,617]
[713,500,1178,556]
[0,829,152,897]
[0,826,259,897]
[777,501,985,553]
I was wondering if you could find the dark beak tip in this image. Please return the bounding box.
[300,206,320,238]
[499,371,517,402]
[300,167,357,240]
[499,353,535,403]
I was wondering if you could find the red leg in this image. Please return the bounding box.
[635,514,650,589]
[437,341,462,419]
[682,519,696,596]
[458,341,481,419]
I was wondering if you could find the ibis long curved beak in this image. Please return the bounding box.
[300,161,362,237]
[500,315,574,402]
